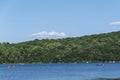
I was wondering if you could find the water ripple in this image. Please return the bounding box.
[90,78,120,80]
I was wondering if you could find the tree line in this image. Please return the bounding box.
[1,31,120,63]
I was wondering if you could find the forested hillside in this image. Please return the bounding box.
[1,31,120,63]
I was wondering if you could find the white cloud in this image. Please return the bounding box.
[32,31,66,38]
[110,21,120,26]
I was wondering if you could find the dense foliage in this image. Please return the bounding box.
[1,31,120,63]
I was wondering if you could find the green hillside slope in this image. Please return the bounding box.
[1,31,120,63]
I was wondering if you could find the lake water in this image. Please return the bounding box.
[0,63,120,80]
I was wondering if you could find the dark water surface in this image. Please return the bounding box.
[0,63,120,80]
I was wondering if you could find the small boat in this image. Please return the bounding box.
[8,64,15,68]
[96,63,104,66]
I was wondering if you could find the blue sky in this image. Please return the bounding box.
[1,0,120,43]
